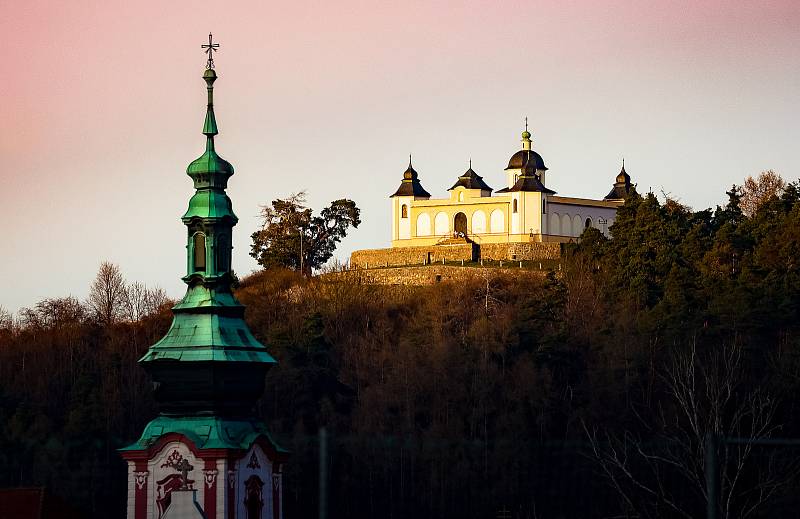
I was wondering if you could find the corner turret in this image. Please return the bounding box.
[604,160,634,201]
[390,155,431,198]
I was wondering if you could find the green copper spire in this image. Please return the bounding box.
[121,37,287,491]
[186,55,235,220]
[188,33,231,194]
[137,36,276,419]
[202,68,218,136]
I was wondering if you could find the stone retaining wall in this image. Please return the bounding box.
[323,265,546,286]
[350,242,561,268]
[478,242,562,261]
[350,243,477,269]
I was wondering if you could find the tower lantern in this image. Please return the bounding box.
[120,35,287,519]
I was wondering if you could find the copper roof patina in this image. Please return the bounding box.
[121,34,284,464]
[120,415,289,454]
[127,49,277,428]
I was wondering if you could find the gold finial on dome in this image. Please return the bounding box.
[521,117,532,150]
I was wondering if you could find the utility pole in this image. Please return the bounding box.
[319,427,328,519]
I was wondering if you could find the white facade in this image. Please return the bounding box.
[389,129,627,248]
[124,438,283,519]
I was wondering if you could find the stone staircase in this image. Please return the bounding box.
[436,235,472,246]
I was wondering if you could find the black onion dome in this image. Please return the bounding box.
[391,160,431,198]
[616,166,631,184]
[449,167,493,192]
[506,149,548,171]
[604,163,633,200]
[497,152,556,194]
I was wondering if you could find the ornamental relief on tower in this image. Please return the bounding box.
[134,471,149,490]
[203,468,218,489]
[149,442,199,518]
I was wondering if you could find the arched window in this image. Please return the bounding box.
[573,215,583,236]
[401,204,408,218]
[458,191,465,202]
[244,475,264,519]
[416,213,431,236]
[471,210,487,234]
[562,214,572,236]
[550,212,560,235]
[585,217,592,229]
[512,199,518,214]
[216,234,228,273]
[490,209,505,233]
[434,212,449,235]
[193,233,206,272]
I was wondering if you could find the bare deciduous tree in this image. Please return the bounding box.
[87,261,127,324]
[0,305,13,331]
[18,297,85,329]
[587,341,798,519]
[123,281,147,322]
[562,252,606,343]
[475,268,502,315]
[122,282,168,321]
[740,170,785,217]
[143,286,169,315]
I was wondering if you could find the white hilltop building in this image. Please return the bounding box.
[388,126,634,248]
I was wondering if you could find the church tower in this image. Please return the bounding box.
[390,156,430,241]
[120,35,287,519]
[497,123,555,237]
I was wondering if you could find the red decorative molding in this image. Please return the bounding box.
[227,469,236,519]
[203,466,218,519]
[133,469,148,519]
[272,474,281,519]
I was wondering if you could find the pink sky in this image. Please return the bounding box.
[2,0,799,312]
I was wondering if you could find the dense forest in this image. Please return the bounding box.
[3,173,800,518]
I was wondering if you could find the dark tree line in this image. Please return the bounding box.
[3,174,800,518]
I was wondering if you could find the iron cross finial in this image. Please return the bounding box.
[525,116,528,132]
[174,458,194,489]
[202,33,220,69]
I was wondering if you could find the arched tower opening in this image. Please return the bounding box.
[454,212,468,237]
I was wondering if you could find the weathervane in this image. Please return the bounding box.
[202,33,219,69]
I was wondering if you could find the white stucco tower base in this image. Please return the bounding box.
[121,419,288,519]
